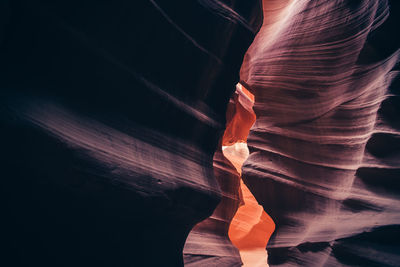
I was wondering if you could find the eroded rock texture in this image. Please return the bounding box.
[241,0,400,266]
[184,84,274,266]
[184,145,243,266]
[2,0,400,266]
[0,1,261,266]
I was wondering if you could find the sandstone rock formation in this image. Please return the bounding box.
[240,0,400,266]
[1,0,399,266]
[0,1,261,266]
[184,83,275,266]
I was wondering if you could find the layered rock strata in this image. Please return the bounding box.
[240,0,400,266]
[184,83,275,266]
[0,1,261,266]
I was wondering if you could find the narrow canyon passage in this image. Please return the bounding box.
[186,0,400,266]
[223,84,275,267]
[184,83,275,266]
[1,1,399,267]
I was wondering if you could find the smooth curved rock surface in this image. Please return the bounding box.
[183,84,256,266]
[241,0,400,266]
[1,0,400,266]
[0,1,261,266]
[184,83,275,266]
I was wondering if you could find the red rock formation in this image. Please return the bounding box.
[223,84,275,267]
[185,83,275,266]
[2,1,399,266]
[184,84,256,266]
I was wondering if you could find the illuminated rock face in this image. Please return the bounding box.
[183,144,243,266]
[186,1,400,266]
[1,0,399,266]
[184,84,275,266]
[183,84,254,266]
[224,85,275,267]
[240,0,400,266]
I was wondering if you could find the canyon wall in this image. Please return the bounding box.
[0,1,261,266]
[1,0,399,266]
[241,0,400,266]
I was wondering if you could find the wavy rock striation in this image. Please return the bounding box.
[241,0,400,266]
[184,83,275,266]
[2,0,399,266]
[0,1,261,266]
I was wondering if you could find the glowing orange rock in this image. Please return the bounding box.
[184,83,275,266]
[223,83,275,266]
[222,83,256,146]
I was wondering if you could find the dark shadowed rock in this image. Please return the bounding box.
[0,1,261,266]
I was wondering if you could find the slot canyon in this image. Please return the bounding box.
[1,0,400,266]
